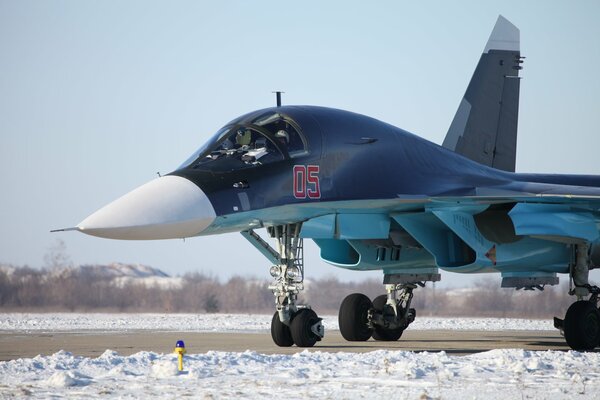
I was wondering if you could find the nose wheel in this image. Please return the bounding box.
[270,311,293,347]
[271,309,324,348]
[290,309,323,347]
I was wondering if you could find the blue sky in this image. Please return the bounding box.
[1,1,599,286]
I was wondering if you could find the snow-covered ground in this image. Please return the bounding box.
[0,313,556,333]
[1,348,599,399]
[3,314,593,399]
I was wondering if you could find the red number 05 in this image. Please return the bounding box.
[293,165,320,199]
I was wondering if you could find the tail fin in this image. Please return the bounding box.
[442,15,523,172]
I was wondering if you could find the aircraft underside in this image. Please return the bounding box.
[209,196,599,281]
[237,197,600,349]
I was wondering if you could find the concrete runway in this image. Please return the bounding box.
[0,330,570,361]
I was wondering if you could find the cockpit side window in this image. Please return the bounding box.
[252,112,308,158]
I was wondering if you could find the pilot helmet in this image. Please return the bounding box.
[221,138,233,150]
[275,130,289,144]
[236,129,251,146]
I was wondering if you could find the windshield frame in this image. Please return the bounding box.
[177,111,308,171]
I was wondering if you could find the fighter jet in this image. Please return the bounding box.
[56,16,600,350]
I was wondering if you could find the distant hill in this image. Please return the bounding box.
[0,262,183,289]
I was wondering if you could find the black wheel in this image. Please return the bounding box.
[271,311,294,347]
[290,308,321,347]
[339,293,373,341]
[371,294,404,341]
[564,300,600,351]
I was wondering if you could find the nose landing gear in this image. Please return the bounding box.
[244,224,324,347]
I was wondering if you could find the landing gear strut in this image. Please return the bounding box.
[554,242,600,351]
[370,284,417,341]
[244,224,324,347]
[339,282,421,342]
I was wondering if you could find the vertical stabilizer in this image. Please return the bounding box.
[442,15,523,172]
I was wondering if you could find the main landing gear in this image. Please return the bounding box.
[554,242,600,351]
[339,282,421,342]
[260,224,324,347]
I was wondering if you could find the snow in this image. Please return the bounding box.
[0,314,594,398]
[1,348,599,398]
[0,313,556,333]
[45,370,93,388]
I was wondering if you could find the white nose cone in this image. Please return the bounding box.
[78,175,215,240]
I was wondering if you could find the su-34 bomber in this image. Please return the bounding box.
[56,16,600,351]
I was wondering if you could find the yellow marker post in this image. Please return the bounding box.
[174,340,186,371]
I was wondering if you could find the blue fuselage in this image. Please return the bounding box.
[168,106,600,278]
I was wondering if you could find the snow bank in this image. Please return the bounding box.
[0,313,556,333]
[45,370,92,387]
[0,348,598,399]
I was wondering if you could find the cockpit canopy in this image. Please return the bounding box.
[179,111,308,171]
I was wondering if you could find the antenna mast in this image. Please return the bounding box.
[272,91,284,107]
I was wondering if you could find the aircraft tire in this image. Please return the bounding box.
[271,311,294,347]
[290,308,319,347]
[564,300,600,351]
[338,293,373,341]
[371,295,404,341]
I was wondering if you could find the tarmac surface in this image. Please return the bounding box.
[0,330,570,361]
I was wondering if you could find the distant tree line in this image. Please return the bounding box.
[0,265,575,318]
